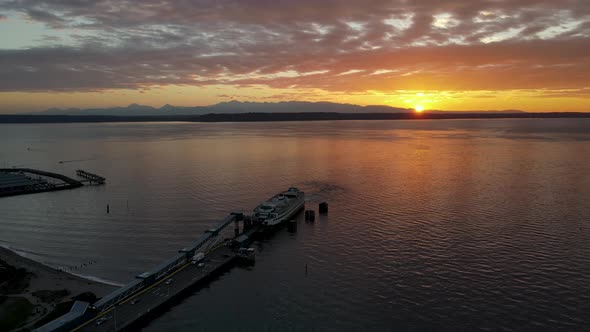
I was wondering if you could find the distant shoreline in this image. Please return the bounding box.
[0,112,589,124]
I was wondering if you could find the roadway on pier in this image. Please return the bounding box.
[72,245,235,332]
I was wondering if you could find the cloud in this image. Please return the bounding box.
[0,0,589,96]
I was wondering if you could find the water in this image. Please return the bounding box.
[1,119,589,331]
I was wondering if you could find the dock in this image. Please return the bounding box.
[36,211,284,332]
[76,170,105,185]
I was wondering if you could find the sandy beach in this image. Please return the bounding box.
[0,246,117,331]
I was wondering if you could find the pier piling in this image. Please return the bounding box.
[234,220,240,237]
[243,215,252,230]
[288,219,297,233]
[319,202,329,214]
[305,210,315,222]
[76,169,106,185]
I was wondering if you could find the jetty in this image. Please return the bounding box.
[76,170,105,185]
[0,168,83,197]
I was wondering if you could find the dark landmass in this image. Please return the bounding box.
[0,296,33,331]
[0,111,588,124]
[0,247,115,331]
[35,101,414,116]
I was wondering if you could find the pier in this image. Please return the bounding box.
[0,168,106,197]
[76,170,105,185]
[0,168,83,197]
[36,211,281,332]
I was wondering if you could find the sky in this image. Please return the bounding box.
[1,0,589,113]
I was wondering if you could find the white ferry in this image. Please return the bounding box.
[253,187,305,226]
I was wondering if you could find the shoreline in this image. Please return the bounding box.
[0,246,117,331]
[0,245,122,287]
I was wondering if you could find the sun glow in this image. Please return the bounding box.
[415,105,424,113]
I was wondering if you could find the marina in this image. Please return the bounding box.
[0,168,105,197]
[0,168,82,197]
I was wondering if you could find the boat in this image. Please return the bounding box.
[253,187,305,226]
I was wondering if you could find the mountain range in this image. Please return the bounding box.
[36,101,524,116]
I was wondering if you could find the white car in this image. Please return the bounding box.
[165,278,173,285]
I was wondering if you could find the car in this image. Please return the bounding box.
[197,262,205,268]
[165,278,173,285]
[95,317,108,326]
[130,298,140,305]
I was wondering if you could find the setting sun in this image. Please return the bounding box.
[415,105,424,113]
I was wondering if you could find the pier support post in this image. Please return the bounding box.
[305,210,315,222]
[319,202,328,214]
[243,215,252,231]
[107,204,110,214]
[288,219,297,233]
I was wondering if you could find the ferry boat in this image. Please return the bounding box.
[253,187,305,226]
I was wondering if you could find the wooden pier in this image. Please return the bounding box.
[76,170,105,185]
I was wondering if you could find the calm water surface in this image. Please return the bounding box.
[1,119,589,331]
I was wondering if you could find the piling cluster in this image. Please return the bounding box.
[305,202,329,222]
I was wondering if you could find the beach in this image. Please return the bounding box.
[0,246,116,331]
